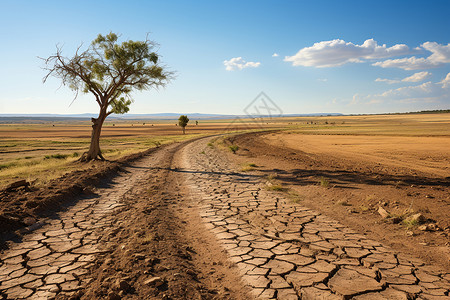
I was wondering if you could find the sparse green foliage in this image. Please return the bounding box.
[44,154,69,160]
[178,115,189,134]
[241,163,257,172]
[288,190,304,203]
[319,176,330,188]
[267,173,278,181]
[229,145,239,154]
[403,218,419,229]
[266,184,285,191]
[43,32,171,161]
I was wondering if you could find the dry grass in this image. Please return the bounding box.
[319,176,330,188]
[241,163,257,172]
[0,133,202,189]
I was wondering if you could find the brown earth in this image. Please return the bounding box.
[0,148,158,246]
[0,139,251,299]
[225,131,450,271]
[0,122,280,139]
[72,140,251,299]
[1,124,449,299]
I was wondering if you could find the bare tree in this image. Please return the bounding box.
[42,32,171,161]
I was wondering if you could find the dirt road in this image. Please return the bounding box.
[1,136,449,299]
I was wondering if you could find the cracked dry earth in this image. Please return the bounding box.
[181,139,450,299]
[1,136,449,299]
[0,152,151,299]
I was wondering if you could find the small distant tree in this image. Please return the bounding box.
[42,32,171,161]
[178,115,189,134]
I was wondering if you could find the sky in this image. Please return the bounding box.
[0,0,449,115]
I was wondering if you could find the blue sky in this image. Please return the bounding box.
[0,0,449,115]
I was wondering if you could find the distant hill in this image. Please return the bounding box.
[0,112,344,123]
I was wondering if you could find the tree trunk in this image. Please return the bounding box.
[80,109,107,161]
[182,126,185,134]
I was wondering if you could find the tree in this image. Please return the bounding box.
[178,115,189,134]
[42,33,171,161]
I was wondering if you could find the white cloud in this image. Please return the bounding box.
[439,72,450,88]
[375,78,399,84]
[317,78,328,82]
[223,57,261,71]
[373,42,450,70]
[373,57,440,70]
[284,39,410,68]
[272,53,279,57]
[357,73,450,105]
[402,71,431,82]
[376,71,431,84]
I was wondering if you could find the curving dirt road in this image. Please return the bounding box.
[1,136,449,299]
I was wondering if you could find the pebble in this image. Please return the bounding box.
[144,276,164,287]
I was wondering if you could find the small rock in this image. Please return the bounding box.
[407,213,426,224]
[391,216,402,224]
[134,253,145,260]
[115,279,131,292]
[155,265,168,272]
[406,231,415,236]
[108,291,121,300]
[144,276,164,287]
[363,261,374,268]
[23,217,36,226]
[378,206,390,218]
[427,223,437,231]
[418,225,428,231]
[418,223,437,231]
[7,179,30,190]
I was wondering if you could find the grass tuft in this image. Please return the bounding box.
[319,176,330,188]
[229,145,239,154]
[241,162,257,172]
[403,218,419,229]
[266,184,286,191]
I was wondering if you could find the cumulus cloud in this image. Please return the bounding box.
[375,78,399,84]
[223,57,260,71]
[439,72,450,88]
[375,71,431,84]
[357,73,450,105]
[402,71,432,82]
[284,39,410,68]
[272,53,279,57]
[373,42,450,70]
[373,57,439,70]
